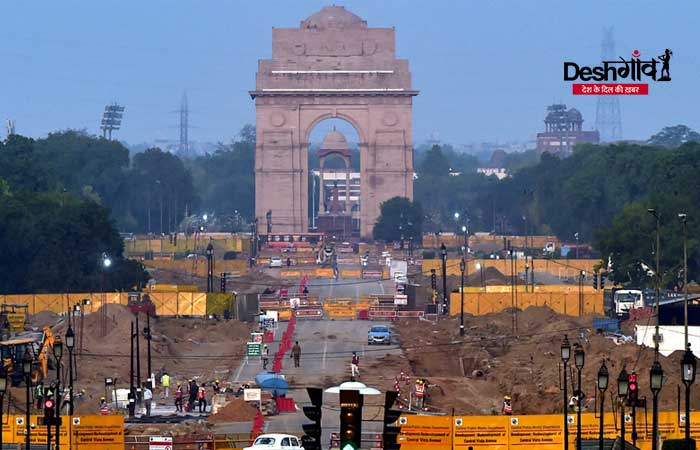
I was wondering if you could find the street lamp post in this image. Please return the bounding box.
[53,336,63,450]
[206,242,214,293]
[561,335,571,450]
[459,258,465,336]
[679,213,689,349]
[650,360,663,450]
[618,367,630,450]
[574,344,585,450]
[440,243,448,315]
[648,208,661,355]
[23,350,33,450]
[597,362,609,450]
[682,344,696,443]
[578,271,585,317]
[574,232,580,259]
[66,325,75,415]
[0,366,7,450]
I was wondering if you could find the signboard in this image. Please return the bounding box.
[394,294,408,305]
[246,342,262,357]
[244,388,262,402]
[251,332,263,343]
[149,436,173,450]
[398,415,452,448]
[290,297,300,309]
[454,415,508,449]
[5,313,26,332]
[509,414,559,448]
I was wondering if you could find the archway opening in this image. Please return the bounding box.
[307,118,361,239]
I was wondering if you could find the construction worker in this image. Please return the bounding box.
[262,344,270,370]
[100,397,109,415]
[414,379,425,409]
[198,383,207,413]
[187,379,198,412]
[292,341,302,368]
[174,383,184,412]
[142,383,153,417]
[160,371,170,399]
[212,379,221,395]
[502,395,513,415]
[351,352,360,379]
[35,382,44,410]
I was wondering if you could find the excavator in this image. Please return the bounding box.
[0,326,56,386]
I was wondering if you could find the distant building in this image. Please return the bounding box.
[477,149,508,179]
[536,104,599,157]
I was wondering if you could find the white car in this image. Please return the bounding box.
[243,434,303,450]
[269,257,283,268]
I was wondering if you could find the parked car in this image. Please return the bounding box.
[269,257,283,268]
[243,434,303,450]
[368,325,391,345]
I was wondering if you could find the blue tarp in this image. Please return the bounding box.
[255,372,289,396]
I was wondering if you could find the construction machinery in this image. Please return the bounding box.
[0,326,56,386]
[0,303,29,337]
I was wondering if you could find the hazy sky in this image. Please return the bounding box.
[1,1,698,147]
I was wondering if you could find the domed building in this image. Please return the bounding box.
[536,104,599,157]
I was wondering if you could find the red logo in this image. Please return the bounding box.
[632,50,641,59]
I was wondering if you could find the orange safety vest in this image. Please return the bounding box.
[415,384,425,398]
[503,402,513,415]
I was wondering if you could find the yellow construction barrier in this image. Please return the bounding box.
[280,270,302,279]
[449,291,604,317]
[398,411,691,450]
[142,259,249,277]
[327,306,356,320]
[341,269,361,278]
[315,268,334,278]
[2,414,123,449]
[422,258,600,279]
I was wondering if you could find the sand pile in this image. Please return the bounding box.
[208,398,258,423]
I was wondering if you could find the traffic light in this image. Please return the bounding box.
[301,387,323,450]
[383,391,402,450]
[430,269,437,290]
[592,273,598,290]
[220,273,226,293]
[628,372,638,406]
[340,389,363,450]
[43,396,56,426]
[600,275,606,289]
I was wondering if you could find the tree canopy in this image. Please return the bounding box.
[373,197,423,242]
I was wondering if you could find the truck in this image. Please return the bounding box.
[613,289,644,317]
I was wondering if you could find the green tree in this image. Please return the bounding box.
[648,125,700,148]
[373,197,423,242]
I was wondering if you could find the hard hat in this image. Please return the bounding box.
[100,396,105,400]
[504,395,511,401]
[177,382,181,386]
[216,379,220,383]
[188,379,193,382]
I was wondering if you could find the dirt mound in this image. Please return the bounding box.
[26,310,62,329]
[376,305,700,416]
[209,398,258,423]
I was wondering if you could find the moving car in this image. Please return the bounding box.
[269,257,283,268]
[243,434,303,450]
[368,325,391,345]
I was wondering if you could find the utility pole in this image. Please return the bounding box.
[178,93,189,155]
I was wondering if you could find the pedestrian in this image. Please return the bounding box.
[160,371,170,399]
[351,352,360,378]
[198,383,207,413]
[35,382,44,410]
[414,379,425,409]
[502,395,513,415]
[143,383,153,417]
[286,257,291,268]
[187,379,198,413]
[262,344,270,370]
[291,341,301,368]
[212,379,221,394]
[174,383,184,412]
[100,396,109,415]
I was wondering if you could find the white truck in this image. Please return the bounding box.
[613,289,644,317]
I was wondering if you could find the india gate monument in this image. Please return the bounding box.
[250,5,418,238]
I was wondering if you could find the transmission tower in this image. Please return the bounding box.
[100,103,125,140]
[178,93,189,155]
[595,27,622,142]
[5,119,16,137]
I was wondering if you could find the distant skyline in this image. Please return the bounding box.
[1,1,698,146]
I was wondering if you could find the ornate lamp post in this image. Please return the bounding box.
[681,344,696,443]
[53,336,64,450]
[650,360,663,450]
[597,362,609,450]
[66,325,75,415]
[617,367,630,450]
[561,335,571,450]
[574,344,585,450]
[23,350,33,450]
[459,257,465,336]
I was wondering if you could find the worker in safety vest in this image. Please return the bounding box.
[100,397,109,415]
[502,395,513,415]
[160,371,170,399]
[174,383,184,412]
[414,379,426,409]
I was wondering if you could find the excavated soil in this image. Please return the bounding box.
[363,306,700,415]
[12,304,253,415]
[208,398,259,423]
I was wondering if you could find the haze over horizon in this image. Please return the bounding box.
[1,0,698,147]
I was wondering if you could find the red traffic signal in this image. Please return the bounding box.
[44,399,54,409]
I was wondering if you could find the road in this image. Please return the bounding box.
[218,276,403,443]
